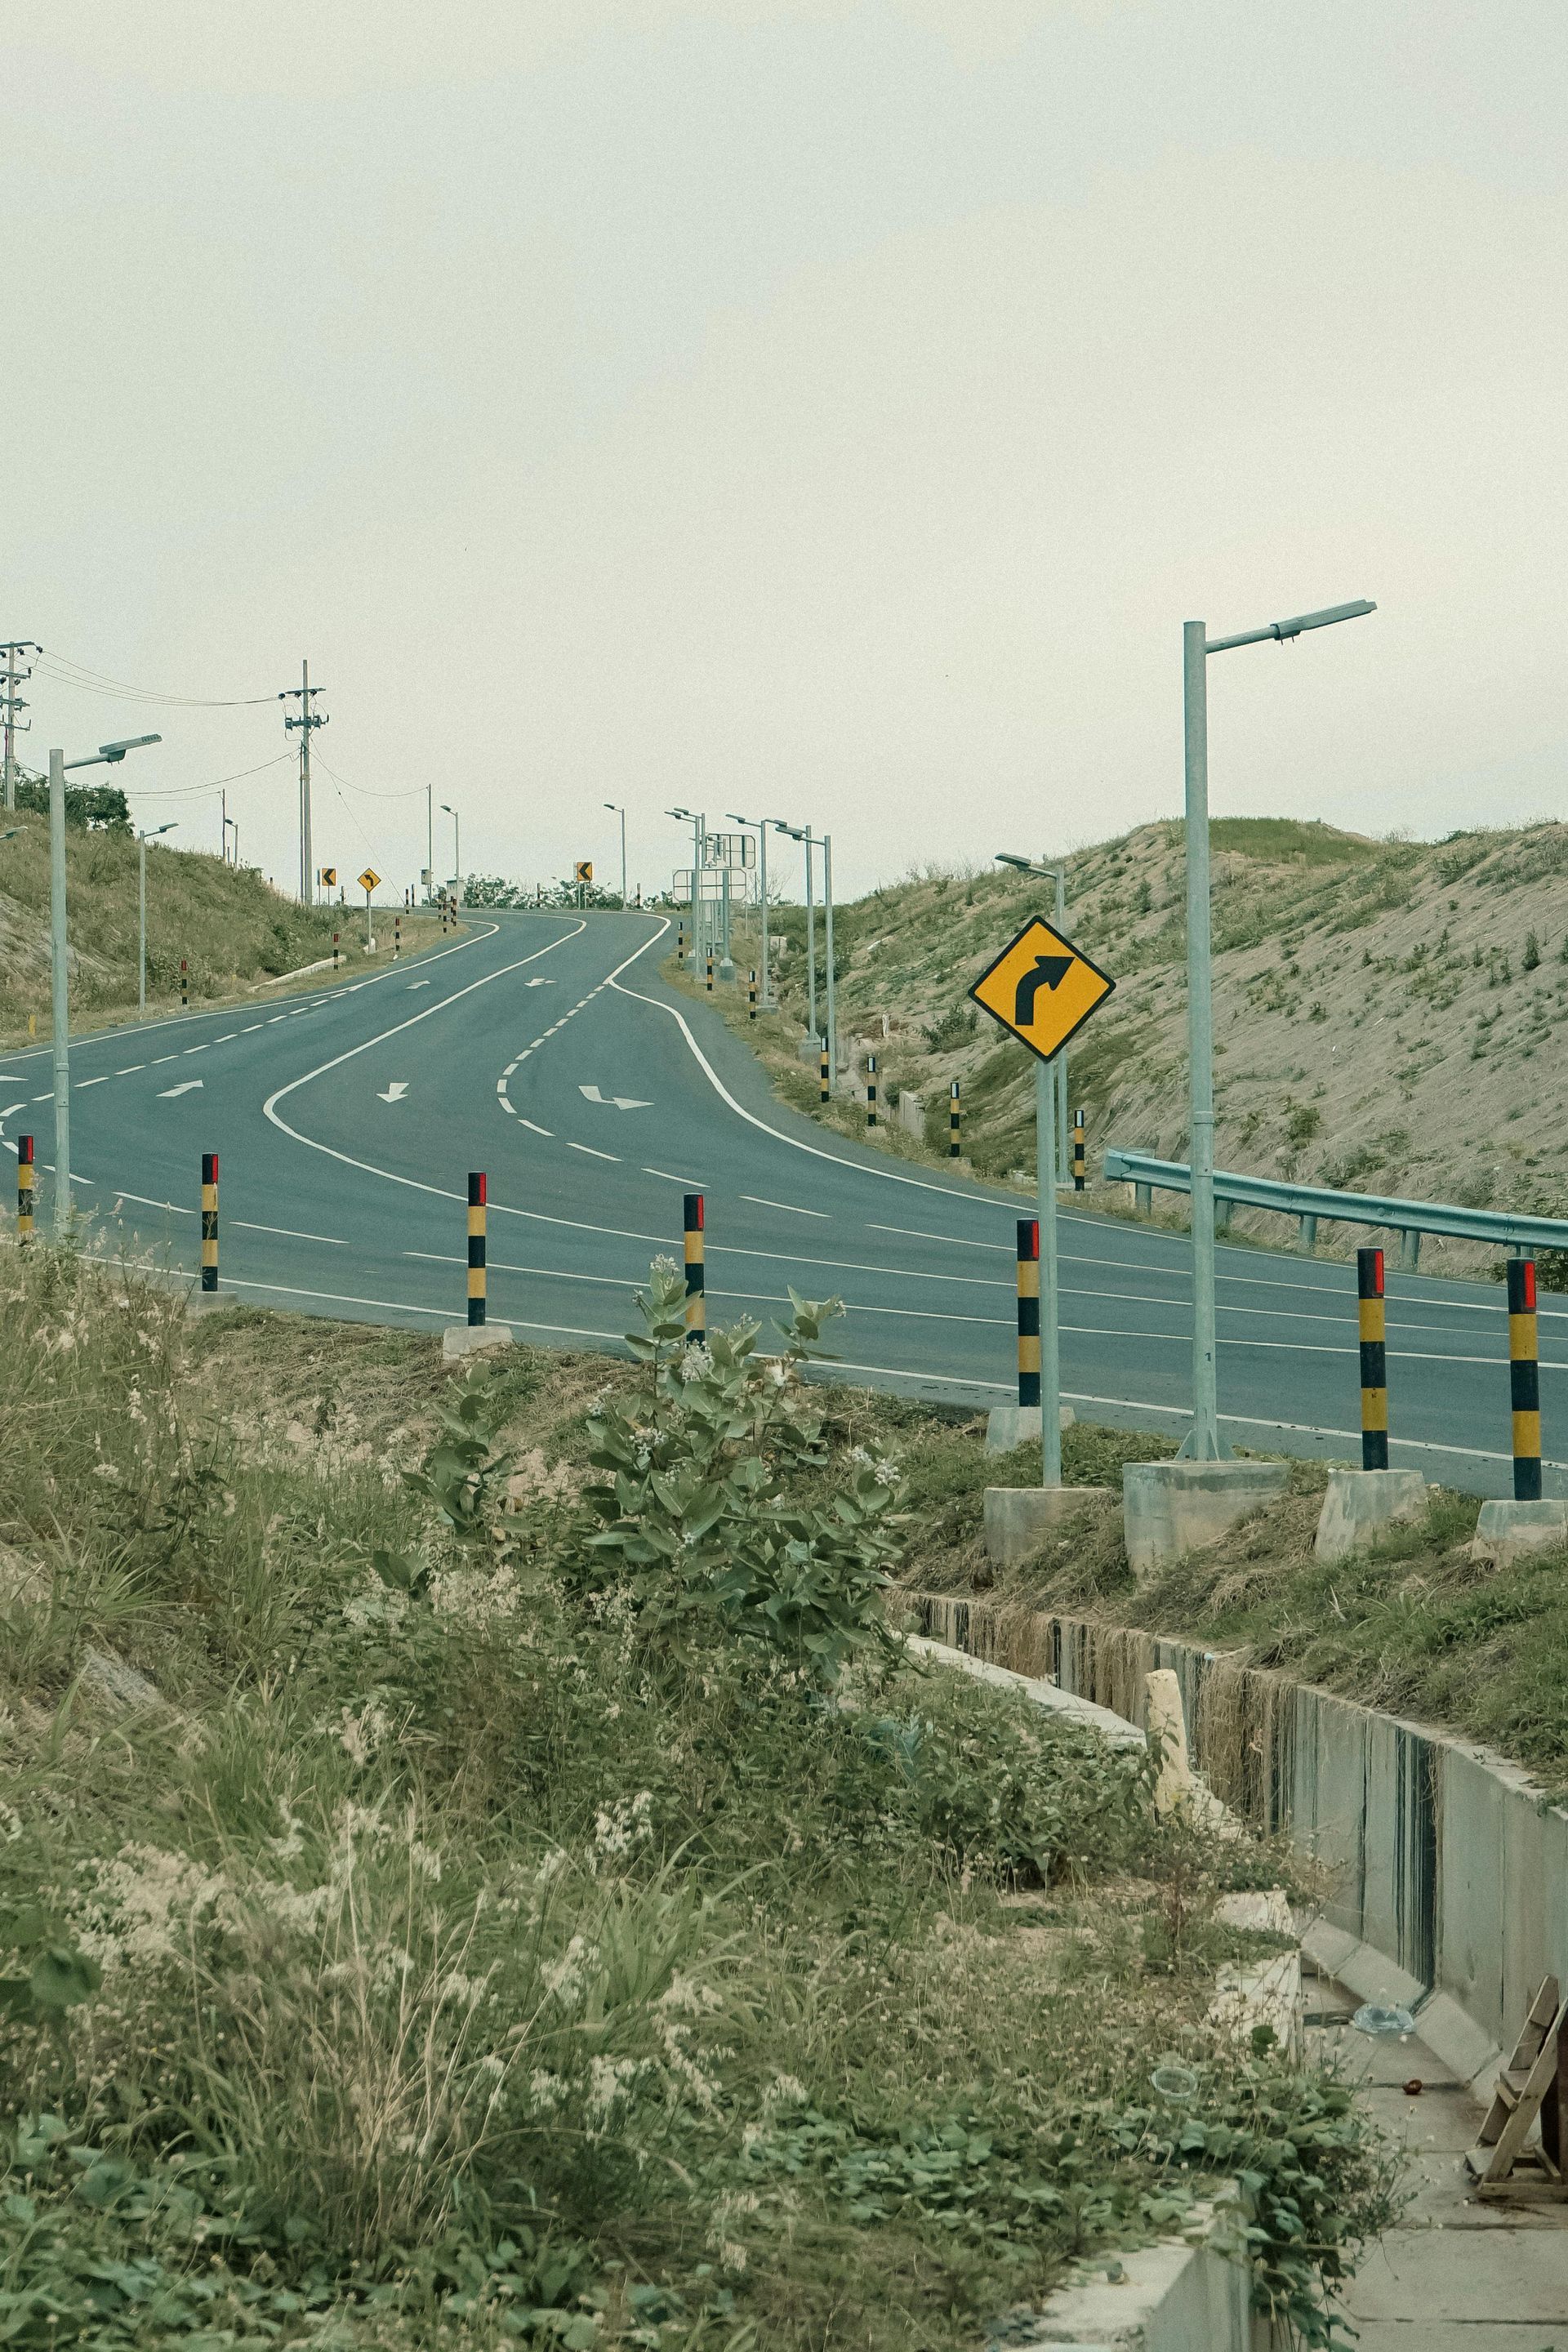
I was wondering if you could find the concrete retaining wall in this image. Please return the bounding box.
[912,1593,1568,2082]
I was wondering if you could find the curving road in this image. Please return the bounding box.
[0,908,1560,1498]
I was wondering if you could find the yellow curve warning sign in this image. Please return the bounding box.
[969,916,1115,1064]
[358,866,381,893]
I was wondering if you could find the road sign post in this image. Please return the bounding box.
[359,866,381,949]
[971,915,1115,1491]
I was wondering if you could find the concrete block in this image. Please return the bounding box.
[984,1404,1076,1453]
[441,1321,514,1364]
[1121,1459,1289,1577]
[795,1036,822,1065]
[1022,2229,1254,2349]
[982,1484,1107,1567]
[1471,1496,1568,1566]
[1146,1667,1194,1816]
[1314,1467,1427,1563]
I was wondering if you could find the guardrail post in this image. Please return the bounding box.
[1298,1212,1317,1254]
[1015,1218,1041,1410]
[1508,1258,1542,1501]
[1134,1181,1152,1215]
[1399,1228,1421,1272]
[467,1173,487,1327]
[683,1192,706,1346]
[1071,1107,1086,1192]
[16,1134,33,1241]
[200,1152,219,1294]
[949,1078,961,1159]
[1358,1246,1388,1469]
[819,1040,830,1103]
[748,969,757,1022]
[1215,1193,1232,1232]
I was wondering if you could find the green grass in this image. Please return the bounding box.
[0,1256,1396,2350]
[0,811,440,1043]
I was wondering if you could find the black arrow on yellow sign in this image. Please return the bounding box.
[1013,954,1074,1022]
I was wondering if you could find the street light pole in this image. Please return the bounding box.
[137,822,177,1015]
[51,733,160,1237]
[441,803,461,904]
[1181,598,1376,1460]
[604,803,627,904]
[822,831,836,1089]
[996,852,1069,1489]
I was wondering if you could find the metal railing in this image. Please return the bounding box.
[1102,1148,1568,1272]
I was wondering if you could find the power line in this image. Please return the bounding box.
[34,649,275,708]
[130,751,295,800]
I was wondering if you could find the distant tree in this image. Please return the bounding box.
[12,777,131,831]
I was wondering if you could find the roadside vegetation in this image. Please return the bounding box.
[702,813,1568,1276]
[0,1256,1399,2349]
[0,809,439,1045]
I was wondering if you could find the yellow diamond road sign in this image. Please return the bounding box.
[969,916,1115,1064]
[358,866,381,893]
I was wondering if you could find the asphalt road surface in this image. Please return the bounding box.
[1,909,1558,1497]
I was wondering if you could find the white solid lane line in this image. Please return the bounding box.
[644,1167,710,1187]
[744,1196,831,1218]
[232,1221,348,1245]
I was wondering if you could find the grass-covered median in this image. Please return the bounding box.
[0,1255,1397,2349]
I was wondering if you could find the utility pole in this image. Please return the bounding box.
[2,642,39,812]
[822,832,837,1089]
[279,660,327,904]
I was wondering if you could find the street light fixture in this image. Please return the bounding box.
[137,822,178,1016]
[604,802,628,904]
[1181,597,1376,1460]
[49,733,162,1237]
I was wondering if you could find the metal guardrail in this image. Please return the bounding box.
[1102,1148,1568,1271]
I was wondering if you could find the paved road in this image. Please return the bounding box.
[0,909,1558,1496]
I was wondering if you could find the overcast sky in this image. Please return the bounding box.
[7,2,1565,902]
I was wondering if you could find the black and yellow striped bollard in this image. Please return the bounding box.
[1015,1218,1041,1409]
[705,953,715,993]
[467,1173,488,1326]
[748,969,757,1022]
[200,1153,219,1294]
[949,1078,960,1159]
[1071,1107,1086,1192]
[1509,1256,1542,1501]
[1356,1245,1388,1469]
[866,1054,878,1129]
[394,915,402,959]
[677,923,686,964]
[683,1192,706,1347]
[819,1040,830,1103]
[332,931,341,971]
[180,957,189,1011]
[16,1134,33,1241]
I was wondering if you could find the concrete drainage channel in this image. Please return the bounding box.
[926,1447,1568,2343]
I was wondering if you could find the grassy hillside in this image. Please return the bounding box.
[0,812,438,1043]
[747,817,1568,1263]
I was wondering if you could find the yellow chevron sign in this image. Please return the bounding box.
[969,916,1115,1064]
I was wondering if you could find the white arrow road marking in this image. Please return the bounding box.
[407,981,431,990]
[158,1080,204,1098]
[579,1083,653,1109]
[378,1081,410,1102]
[524,976,558,987]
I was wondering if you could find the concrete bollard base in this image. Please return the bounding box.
[982,1484,1107,1567]
[1471,1496,1568,1568]
[795,1036,820,1065]
[185,1291,228,1319]
[1122,1459,1289,1577]
[983,1404,1076,1453]
[441,1322,514,1364]
[1314,1467,1427,1563]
